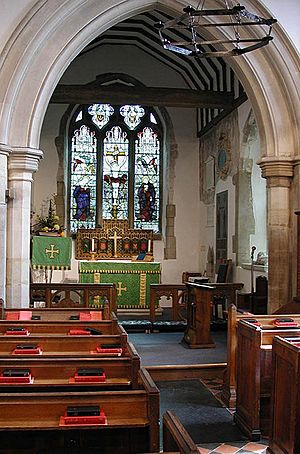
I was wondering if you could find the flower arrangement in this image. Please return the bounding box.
[32,196,64,236]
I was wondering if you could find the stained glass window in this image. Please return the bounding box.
[69,105,162,233]
[70,125,97,231]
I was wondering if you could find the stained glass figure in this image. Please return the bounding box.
[70,124,97,231]
[73,186,91,220]
[137,178,156,222]
[134,127,160,231]
[120,105,145,130]
[88,103,114,129]
[103,126,129,219]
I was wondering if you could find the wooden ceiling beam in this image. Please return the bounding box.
[50,84,234,109]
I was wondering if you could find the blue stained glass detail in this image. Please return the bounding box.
[88,104,114,129]
[120,105,145,130]
[73,186,90,220]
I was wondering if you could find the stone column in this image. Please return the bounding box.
[6,148,43,308]
[164,204,176,259]
[0,144,11,303]
[259,159,293,313]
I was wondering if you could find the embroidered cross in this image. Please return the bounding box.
[45,244,59,259]
[117,281,127,297]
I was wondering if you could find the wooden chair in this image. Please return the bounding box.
[211,259,232,320]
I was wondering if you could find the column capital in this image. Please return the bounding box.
[8,147,43,182]
[258,157,293,188]
[0,143,12,157]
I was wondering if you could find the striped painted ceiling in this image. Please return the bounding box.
[76,9,246,134]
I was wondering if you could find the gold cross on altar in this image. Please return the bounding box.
[109,230,122,257]
[45,244,59,259]
[117,281,127,297]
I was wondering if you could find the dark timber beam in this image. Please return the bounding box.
[50,84,234,109]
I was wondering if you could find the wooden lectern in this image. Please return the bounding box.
[182,283,216,349]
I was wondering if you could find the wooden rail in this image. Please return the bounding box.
[30,282,117,315]
[150,284,186,323]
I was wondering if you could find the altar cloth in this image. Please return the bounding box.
[79,261,161,309]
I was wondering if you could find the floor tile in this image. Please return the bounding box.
[212,443,242,453]
[241,442,268,452]
[198,442,223,451]
[237,450,267,454]
[198,447,213,453]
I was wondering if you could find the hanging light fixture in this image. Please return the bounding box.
[154,1,277,58]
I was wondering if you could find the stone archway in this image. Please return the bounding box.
[0,0,299,309]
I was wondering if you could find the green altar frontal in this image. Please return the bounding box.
[79,261,161,309]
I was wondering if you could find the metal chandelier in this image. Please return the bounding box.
[155,1,277,58]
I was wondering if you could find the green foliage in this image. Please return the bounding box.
[33,197,62,233]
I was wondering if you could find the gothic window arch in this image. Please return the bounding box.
[68,103,162,233]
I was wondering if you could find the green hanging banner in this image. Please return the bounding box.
[31,236,72,270]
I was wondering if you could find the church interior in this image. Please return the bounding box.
[0,0,300,453]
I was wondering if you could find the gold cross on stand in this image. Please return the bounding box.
[109,230,122,257]
[45,244,59,259]
[117,281,127,297]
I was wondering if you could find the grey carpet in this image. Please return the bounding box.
[157,379,247,444]
[128,331,227,366]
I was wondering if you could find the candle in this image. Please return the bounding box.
[91,238,95,252]
[148,239,151,253]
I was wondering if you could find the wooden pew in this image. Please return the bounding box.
[162,411,199,454]
[234,318,300,440]
[220,305,300,409]
[221,304,258,408]
[0,367,160,454]
[2,307,108,321]
[268,336,300,454]
[0,332,129,357]
[30,282,117,315]
[0,341,140,390]
[0,319,125,336]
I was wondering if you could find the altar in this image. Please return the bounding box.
[79,261,161,309]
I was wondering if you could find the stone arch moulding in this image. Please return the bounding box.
[0,0,299,310]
